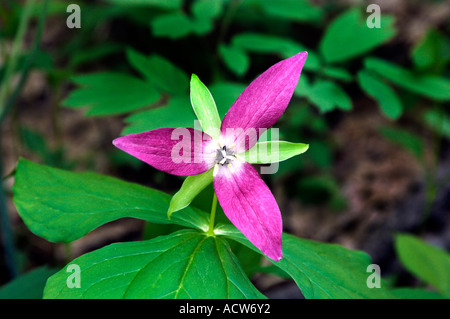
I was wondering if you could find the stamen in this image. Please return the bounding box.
[213,164,219,177]
[234,154,246,162]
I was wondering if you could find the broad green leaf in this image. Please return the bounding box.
[395,233,450,296]
[358,70,403,120]
[364,57,450,101]
[379,126,424,160]
[104,0,182,9]
[308,80,352,113]
[13,158,209,243]
[168,169,214,219]
[0,266,57,299]
[218,226,394,299]
[254,0,322,22]
[190,74,222,139]
[151,13,192,39]
[231,33,320,71]
[62,72,160,116]
[126,49,188,95]
[218,44,249,76]
[240,141,309,164]
[44,230,265,299]
[390,288,445,299]
[320,8,396,63]
[123,95,195,135]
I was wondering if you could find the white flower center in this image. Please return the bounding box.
[215,145,235,165]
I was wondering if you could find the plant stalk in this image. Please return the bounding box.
[207,193,218,236]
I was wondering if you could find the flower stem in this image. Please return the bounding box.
[206,193,218,236]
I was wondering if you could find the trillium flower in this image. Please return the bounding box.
[113,52,308,261]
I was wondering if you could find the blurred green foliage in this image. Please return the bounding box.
[1,0,450,298]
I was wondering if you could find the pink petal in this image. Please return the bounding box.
[214,160,283,261]
[220,52,307,152]
[113,128,216,176]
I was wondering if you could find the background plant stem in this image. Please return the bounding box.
[0,0,48,280]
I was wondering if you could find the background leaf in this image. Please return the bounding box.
[358,70,403,120]
[250,0,322,22]
[308,80,352,113]
[103,0,182,9]
[62,72,160,116]
[379,126,424,160]
[411,29,450,72]
[231,33,320,71]
[0,266,57,299]
[364,57,450,101]
[123,95,195,135]
[395,233,450,296]
[218,44,249,76]
[319,8,396,63]
[151,13,192,39]
[127,49,188,95]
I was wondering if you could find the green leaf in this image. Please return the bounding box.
[240,141,309,164]
[253,0,322,22]
[231,33,321,71]
[412,29,450,71]
[126,49,188,95]
[319,8,396,63]
[190,74,222,139]
[209,82,246,118]
[218,44,250,76]
[423,109,450,139]
[293,73,311,97]
[123,95,195,135]
[390,288,445,299]
[358,70,403,120]
[192,0,223,19]
[306,140,332,170]
[44,230,265,299]
[168,169,214,219]
[296,175,346,210]
[13,158,210,243]
[151,13,193,39]
[395,233,450,296]
[0,266,58,299]
[62,72,160,116]
[322,66,353,82]
[364,57,450,101]
[308,80,352,113]
[104,0,182,9]
[69,43,122,68]
[379,126,424,160]
[218,226,394,298]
